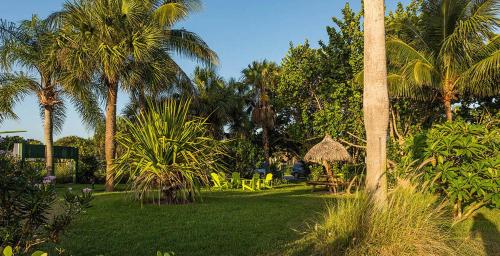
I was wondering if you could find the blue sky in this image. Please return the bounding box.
[0,0,409,141]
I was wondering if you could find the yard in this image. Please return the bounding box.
[49,184,500,256]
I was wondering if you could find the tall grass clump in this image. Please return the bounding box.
[295,181,479,256]
[114,99,226,205]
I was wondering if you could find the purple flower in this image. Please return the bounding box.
[43,175,56,185]
[82,188,92,194]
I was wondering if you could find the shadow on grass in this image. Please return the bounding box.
[471,213,500,256]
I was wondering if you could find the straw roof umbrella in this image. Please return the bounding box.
[304,134,351,185]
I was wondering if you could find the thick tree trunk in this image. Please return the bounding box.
[105,79,118,192]
[263,126,270,163]
[363,0,389,206]
[44,107,54,176]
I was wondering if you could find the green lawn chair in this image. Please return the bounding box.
[242,173,261,191]
[261,173,273,189]
[211,172,229,190]
[230,172,241,189]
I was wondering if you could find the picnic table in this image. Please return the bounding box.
[306,175,347,193]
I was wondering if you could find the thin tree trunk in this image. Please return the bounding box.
[444,96,452,122]
[105,79,118,192]
[322,160,334,193]
[44,107,54,176]
[138,88,147,114]
[363,0,389,206]
[263,126,270,163]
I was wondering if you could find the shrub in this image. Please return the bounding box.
[55,136,101,184]
[403,120,499,221]
[0,153,93,253]
[293,181,479,256]
[225,138,263,177]
[114,99,226,205]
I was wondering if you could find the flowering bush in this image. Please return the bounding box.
[0,152,93,254]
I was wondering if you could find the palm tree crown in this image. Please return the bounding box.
[242,60,280,162]
[0,15,101,175]
[387,0,499,121]
[57,0,218,191]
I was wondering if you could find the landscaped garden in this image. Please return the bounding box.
[47,184,499,256]
[0,0,499,255]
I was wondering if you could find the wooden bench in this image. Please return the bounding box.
[307,175,346,193]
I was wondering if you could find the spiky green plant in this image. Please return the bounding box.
[114,99,226,205]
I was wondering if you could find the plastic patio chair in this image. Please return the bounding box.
[261,173,273,189]
[230,172,241,189]
[242,173,261,191]
[211,172,229,190]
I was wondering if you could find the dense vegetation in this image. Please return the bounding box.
[0,0,498,255]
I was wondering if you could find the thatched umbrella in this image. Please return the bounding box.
[304,134,351,179]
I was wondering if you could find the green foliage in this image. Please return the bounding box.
[416,120,500,220]
[55,136,101,183]
[293,181,479,256]
[0,153,93,253]
[225,138,263,177]
[274,3,364,159]
[114,99,226,204]
[0,136,25,151]
[157,251,175,256]
[0,246,46,256]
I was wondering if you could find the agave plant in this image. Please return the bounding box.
[114,99,226,205]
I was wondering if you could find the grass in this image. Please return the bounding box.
[48,184,499,256]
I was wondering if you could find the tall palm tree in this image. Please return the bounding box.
[363,0,389,205]
[58,0,217,191]
[387,0,499,121]
[0,16,101,175]
[242,60,280,163]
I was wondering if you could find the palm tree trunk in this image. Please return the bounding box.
[443,94,453,121]
[363,0,389,206]
[263,126,270,163]
[138,88,147,113]
[105,79,118,192]
[44,106,54,176]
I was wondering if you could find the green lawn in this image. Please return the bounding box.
[50,184,499,256]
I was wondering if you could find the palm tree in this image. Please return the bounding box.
[191,67,232,139]
[58,0,217,191]
[363,0,389,204]
[242,60,280,163]
[387,0,499,121]
[0,16,101,175]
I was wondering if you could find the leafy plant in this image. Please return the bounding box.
[115,99,226,205]
[418,120,499,221]
[225,138,262,177]
[1,246,46,256]
[0,152,93,253]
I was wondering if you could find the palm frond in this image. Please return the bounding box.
[164,29,218,66]
[456,48,500,97]
[153,0,201,26]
